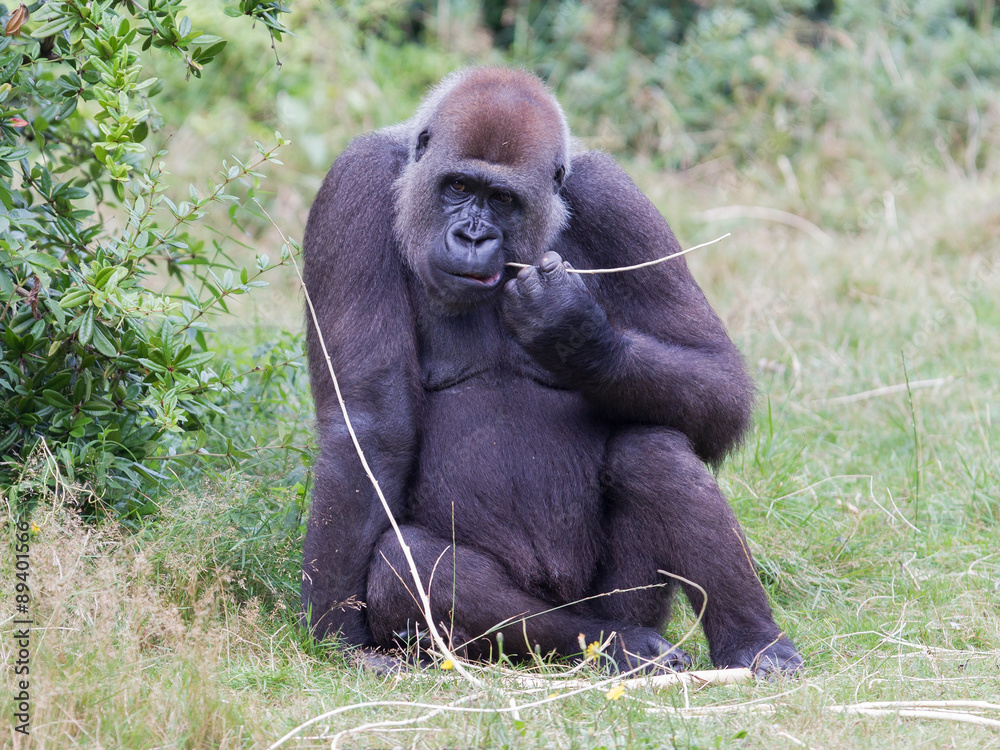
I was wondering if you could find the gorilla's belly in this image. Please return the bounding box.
[411,377,608,602]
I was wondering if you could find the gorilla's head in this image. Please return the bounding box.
[394,67,573,311]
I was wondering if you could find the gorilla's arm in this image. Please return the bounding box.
[301,133,420,646]
[504,152,753,464]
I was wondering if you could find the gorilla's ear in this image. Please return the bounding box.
[415,129,431,162]
[553,164,566,193]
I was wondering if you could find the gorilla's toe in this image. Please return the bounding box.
[717,635,803,678]
[352,648,412,676]
[610,626,692,675]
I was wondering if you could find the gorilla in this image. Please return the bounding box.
[301,67,802,676]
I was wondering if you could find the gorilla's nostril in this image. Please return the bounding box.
[452,223,499,247]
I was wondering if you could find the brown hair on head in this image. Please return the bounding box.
[431,68,567,170]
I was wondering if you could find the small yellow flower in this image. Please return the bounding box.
[605,684,626,701]
[30,523,40,534]
[585,641,602,660]
[440,659,454,671]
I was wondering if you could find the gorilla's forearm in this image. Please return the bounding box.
[502,260,753,463]
[301,478,383,645]
[301,418,415,646]
[556,328,754,463]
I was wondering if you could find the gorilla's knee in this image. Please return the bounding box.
[603,427,709,499]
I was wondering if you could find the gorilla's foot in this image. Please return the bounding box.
[351,648,414,676]
[605,626,692,675]
[390,622,474,665]
[715,634,803,678]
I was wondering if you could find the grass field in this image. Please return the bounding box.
[3,3,1000,747]
[4,152,999,748]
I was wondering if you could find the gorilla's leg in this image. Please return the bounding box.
[592,426,802,675]
[366,525,688,673]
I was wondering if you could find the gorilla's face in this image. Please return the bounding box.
[392,68,571,313]
[420,170,522,309]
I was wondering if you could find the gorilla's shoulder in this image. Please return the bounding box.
[319,129,410,198]
[563,151,651,217]
[345,127,410,167]
[562,150,669,249]
[568,149,621,174]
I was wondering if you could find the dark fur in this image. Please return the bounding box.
[302,68,802,675]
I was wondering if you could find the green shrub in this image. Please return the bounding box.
[0,0,291,518]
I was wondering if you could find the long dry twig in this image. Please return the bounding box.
[828,700,1000,729]
[508,667,753,691]
[505,233,731,273]
[641,699,1000,730]
[327,692,486,749]
[838,700,1000,710]
[811,376,955,406]
[257,201,479,692]
[831,708,1000,728]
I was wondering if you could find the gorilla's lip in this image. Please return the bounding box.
[450,270,503,287]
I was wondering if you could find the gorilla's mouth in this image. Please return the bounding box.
[454,270,503,286]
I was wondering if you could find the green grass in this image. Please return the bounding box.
[4,3,1000,747]
[4,159,999,748]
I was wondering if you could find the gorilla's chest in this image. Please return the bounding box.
[412,306,607,601]
[416,303,556,390]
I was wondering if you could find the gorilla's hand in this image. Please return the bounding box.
[502,251,619,380]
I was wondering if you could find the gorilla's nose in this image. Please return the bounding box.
[445,220,502,267]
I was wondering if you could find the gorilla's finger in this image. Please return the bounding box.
[539,251,563,272]
[563,262,588,290]
[517,265,538,282]
[517,266,544,296]
[502,280,529,315]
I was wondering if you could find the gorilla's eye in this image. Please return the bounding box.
[450,180,467,193]
[495,190,513,204]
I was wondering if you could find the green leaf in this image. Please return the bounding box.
[77,306,95,345]
[45,296,66,326]
[138,357,166,374]
[181,351,214,368]
[30,17,75,38]
[24,253,62,274]
[60,288,92,308]
[43,390,74,409]
[0,271,14,300]
[92,325,118,358]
